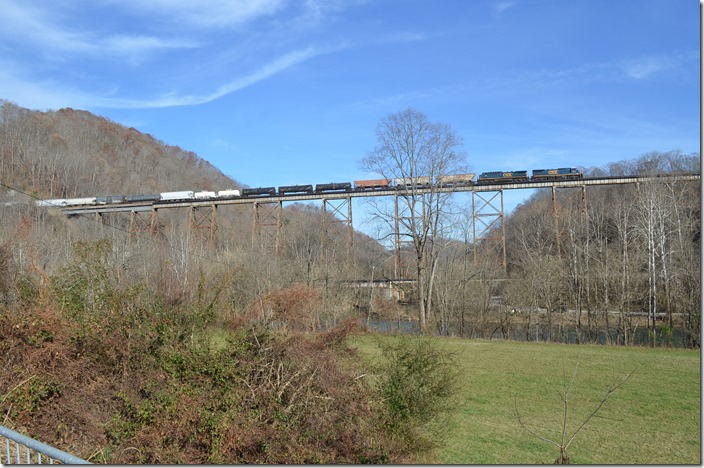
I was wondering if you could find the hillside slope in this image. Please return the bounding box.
[0,100,241,201]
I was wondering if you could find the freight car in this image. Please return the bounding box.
[62,197,97,206]
[194,191,216,199]
[278,184,314,194]
[315,182,352,192]
[531,168,582,181]
[160,191,194,201]
[125,194,161,203]
[394,176,432,189]
[36,199,68,207]
[96,195,127,204]
[216,189,241,198]
[241,187,276,196]
[476,171,529,184]
[354,179,392,190]
[437,173,476,187]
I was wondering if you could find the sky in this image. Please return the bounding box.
[0,0,700,232]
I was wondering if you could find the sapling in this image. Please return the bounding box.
[516,356,635,464]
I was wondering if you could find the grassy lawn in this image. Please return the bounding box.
[349,334,701,464]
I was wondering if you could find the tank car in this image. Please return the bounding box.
[125,194,161,203]
[278,184,314,194]
[241,187,276,196]
[315,182,352,192]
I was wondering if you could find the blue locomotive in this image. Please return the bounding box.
[476,170,530,184]
[531,167,583,181]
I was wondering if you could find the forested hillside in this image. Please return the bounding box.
[504,152,700,347]
[0,100,239,199]
[0,99,387,305]
[423,150,700,347]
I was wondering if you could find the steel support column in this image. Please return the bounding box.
[150,208,161,238]
[472,190,506,273]
[189,204,218,251]
[251,201,281,252]
[129,209,158,242]
[319,197,353,266]
[394,195,401,279]
[552,185,561,258]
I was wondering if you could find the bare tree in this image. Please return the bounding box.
[516,357,636,464]
[360,108,467,332]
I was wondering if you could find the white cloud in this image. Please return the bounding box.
[623,56,672,79]
[1,45,332,110]
[102,35,200,65]
[105,0,288,29]
[0,2,94,55]
[0,1,200,63]
[493,1,517,16]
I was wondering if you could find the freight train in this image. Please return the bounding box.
[35,168,583,207]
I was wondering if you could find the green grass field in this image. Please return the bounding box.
[349,335,701,464]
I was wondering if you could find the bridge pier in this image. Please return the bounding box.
[189,204,218,251]
[320,197,354,266]
[472,190,507,273]
[128,210,152,242]
[251,201,282,253]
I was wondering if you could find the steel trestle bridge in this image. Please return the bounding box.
[53,173,699,274]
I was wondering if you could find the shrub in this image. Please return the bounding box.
[376,336,460,450]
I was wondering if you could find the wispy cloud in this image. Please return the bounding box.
[105,0,287,29]
[492,1,517,16]
[622,54,681,79]
[102,35,200,65]
[64,46,332,109]
[0,2,93,55]
[0,1,199,63]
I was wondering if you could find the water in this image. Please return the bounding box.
[360,316,687,347]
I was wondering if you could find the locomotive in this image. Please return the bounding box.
[476,171,529,184]
[35,168,583,207]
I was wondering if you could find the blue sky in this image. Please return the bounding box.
[0,0,700,228]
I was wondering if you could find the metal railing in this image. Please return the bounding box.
[0,425,91,464]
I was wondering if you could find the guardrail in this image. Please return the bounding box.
[0,425,91,464]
